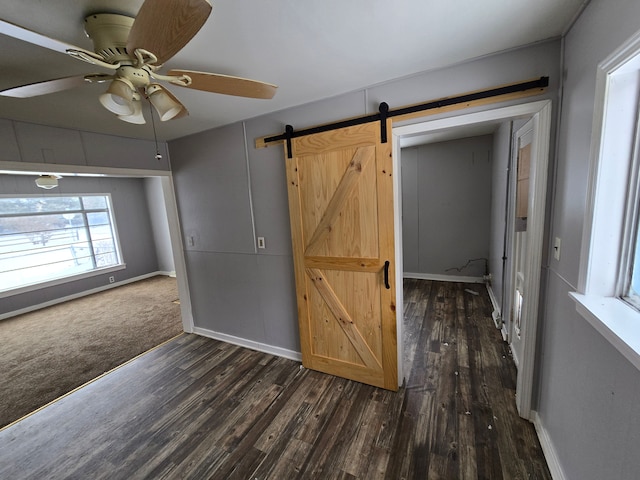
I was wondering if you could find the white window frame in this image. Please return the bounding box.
[620,120,640,311]
[571,30,640,371]
[0,193,125,298]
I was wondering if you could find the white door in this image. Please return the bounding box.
[509,119,533,369]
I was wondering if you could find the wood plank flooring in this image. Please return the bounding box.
[0,280,551,479]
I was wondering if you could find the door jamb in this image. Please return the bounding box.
[160,175,194,332]
[391,99,552,419]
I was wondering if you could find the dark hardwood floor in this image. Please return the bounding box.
[0,280,551,479]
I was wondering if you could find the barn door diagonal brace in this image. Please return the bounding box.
[257,77,549,150]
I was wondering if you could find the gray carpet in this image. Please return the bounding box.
[0,275,183,429]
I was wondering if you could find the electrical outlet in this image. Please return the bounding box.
[109,276,115,284]
[187,236,195,247]
[257,237,266,249]
[553,237,561,261]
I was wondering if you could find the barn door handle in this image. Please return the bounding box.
[383,260,390,289]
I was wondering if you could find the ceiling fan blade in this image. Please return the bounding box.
[167,69,277,99]
[127,0,212,65]
[0,19,83,55]
[0,75,95,98]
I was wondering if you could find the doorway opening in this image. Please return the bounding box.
[0,167,192,331]
[392,99,552,420]
[0,166,194,427]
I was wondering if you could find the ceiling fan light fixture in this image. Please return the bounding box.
[146,84,183,121]
[35,175,59,189]
[118,99,146,124]
[100,78,136,115]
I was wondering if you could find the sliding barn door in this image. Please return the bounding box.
[285,121,397,390]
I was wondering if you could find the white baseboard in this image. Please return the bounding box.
[511,346,520,368]
[0,271,171,321]
[500,325,509,342]
[532,411,567,480]
[403,272,484,283]
[192,327,303,362]
[485,284,502,329]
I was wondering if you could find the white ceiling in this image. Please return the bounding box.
[0,0,585,142]
[399,122,502,148]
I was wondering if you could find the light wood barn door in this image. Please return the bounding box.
[285,121,397,391]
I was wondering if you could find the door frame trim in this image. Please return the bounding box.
[392,99,552,419]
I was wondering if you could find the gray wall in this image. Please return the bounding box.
[0,119,170,169]
[1,175,161,315]
[169,39,560,353]
[144,177,175,273]
[401,135,493,278]
[169,123,299,350]
[534,0,640,478]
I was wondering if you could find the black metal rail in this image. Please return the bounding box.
[264,76,549,158]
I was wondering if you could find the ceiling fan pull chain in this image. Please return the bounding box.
[149,102,162,160]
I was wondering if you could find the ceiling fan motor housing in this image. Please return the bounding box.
[84,13,134,64]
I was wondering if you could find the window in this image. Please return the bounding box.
[0,194,122,294]
[571,30,640,371]
[627,241,640,308]
[622,129,640,310]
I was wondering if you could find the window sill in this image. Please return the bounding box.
[570,292,640,371]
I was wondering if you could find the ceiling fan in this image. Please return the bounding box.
[0,0,277,124]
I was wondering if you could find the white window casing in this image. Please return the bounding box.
[572,29,640,372]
